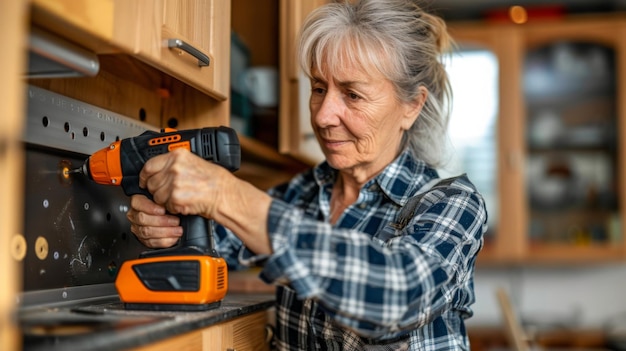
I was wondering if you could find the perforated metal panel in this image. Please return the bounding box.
[19,86,157,305]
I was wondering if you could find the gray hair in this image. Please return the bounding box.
[297,0,453,167]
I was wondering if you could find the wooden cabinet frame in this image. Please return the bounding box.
[278,0,327,164]
[448,23,527,264]
[1,1,28,349]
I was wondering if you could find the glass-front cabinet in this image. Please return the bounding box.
[448,16,626,264]
[525,41,617,248]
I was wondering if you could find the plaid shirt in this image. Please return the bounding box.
[216,149,487,350]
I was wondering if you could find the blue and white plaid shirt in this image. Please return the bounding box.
[216,149,487,350]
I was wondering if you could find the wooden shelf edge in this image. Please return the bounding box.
[240,135,313,171]
[476,243,625,267]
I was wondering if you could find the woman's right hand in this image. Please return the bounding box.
[126,194,183,249]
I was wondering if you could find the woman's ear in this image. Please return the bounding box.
[400,86,428,131]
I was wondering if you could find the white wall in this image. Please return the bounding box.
[468,263,626,329]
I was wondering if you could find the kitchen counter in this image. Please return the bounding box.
[21,293,275,351]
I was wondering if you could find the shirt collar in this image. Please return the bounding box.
[312,149,439,206]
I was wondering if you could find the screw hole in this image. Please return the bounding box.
[70,132,75,140]
[100,132,106,141]
[42,116,49,127]
[139,108,147,121]
[83,127,89,137]
[64,122,71,133]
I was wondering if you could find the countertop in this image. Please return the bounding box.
[21,293,275,351]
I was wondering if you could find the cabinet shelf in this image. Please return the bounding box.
[239,136,312,170]
[477,243,624,266]
[526,244,625,264]
[527,145,617,155]
[524,74,615,101]
[238,136,311,190]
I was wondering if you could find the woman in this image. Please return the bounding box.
[128,0,487,349]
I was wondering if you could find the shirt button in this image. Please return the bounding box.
[368,184,378,191]
[358,203,367,209]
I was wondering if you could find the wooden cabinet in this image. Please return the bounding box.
[31,0,231,102]
[447,14,626,264]
[131,310,270,351]
[128,0,231,100]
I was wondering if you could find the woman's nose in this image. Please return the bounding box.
[312,92,342,127]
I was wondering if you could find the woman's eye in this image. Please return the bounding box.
[347,92,360,101]
[312,87,326,95]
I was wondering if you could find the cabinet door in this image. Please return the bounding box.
[278,0,328,163]
[522,19,626,262]
[447,23,527,264]
[130,0,231,100]
[30,0,121,53]
[30,0,114,40]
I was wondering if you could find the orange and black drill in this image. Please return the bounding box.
[70,126,240,311]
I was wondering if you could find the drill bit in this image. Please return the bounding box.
[58,160,82,185]
[66,167,83,175]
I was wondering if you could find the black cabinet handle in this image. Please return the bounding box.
[167,39,210,67]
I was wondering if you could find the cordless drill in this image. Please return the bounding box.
[71,126,240,311]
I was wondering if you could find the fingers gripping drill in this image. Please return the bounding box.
[71,126,240,311]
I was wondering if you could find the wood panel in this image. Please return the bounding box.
[278,0,328,162]
[231,0,279,67]
[29,54,229,130]
[161,74,229,129]
[493,25,527,263]
[30,0,122,54]
[29,55,164,127]
[131,311,270,351]
[231,310,271,350]
[1,0,28,349]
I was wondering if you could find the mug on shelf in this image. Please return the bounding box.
[244,66,278,108]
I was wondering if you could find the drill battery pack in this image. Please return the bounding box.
[115,255,228,311]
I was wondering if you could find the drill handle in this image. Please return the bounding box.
[138,215,219,259]
[180,215,218,256]
[121,176,149,198]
